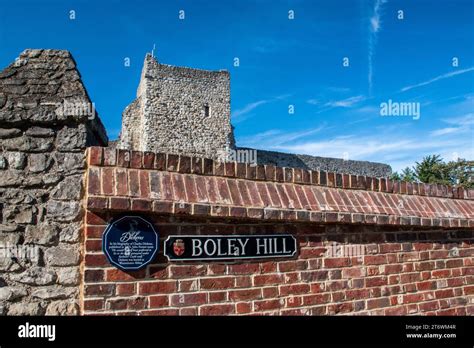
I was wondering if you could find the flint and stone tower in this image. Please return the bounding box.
[118,54,235,159]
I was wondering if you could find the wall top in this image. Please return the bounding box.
[88,147,473,201]
[145,53,230,77]
[0,49,108,145]
[86,147,474,229]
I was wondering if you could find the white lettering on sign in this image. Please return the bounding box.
[256,238,267,255]
[192,238,252,257]
[227,238,238,256]
[257,238,291,255]
[165,235,297,261]
[192,239,203,256]
[237,238,249,255]
[120,231,144,242]
[204,239,217,255]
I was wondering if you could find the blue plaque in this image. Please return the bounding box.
[102,216,159,271]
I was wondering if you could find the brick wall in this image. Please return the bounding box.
[82,147,473,315]
[84,213,473,315]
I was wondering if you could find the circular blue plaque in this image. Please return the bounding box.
[102,216,159,271]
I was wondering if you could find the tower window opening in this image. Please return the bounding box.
[204,104,210,117]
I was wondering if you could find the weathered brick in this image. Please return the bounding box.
[200,304,235,315]
[84,299,104,311]
[254,299,282,312]
[139,281,177,294]
[85,284,115,296]
[200,277,235,290]
[88,147,103,166]
[229,289,262,301]
[110,197,130,210]
[171,293,207,306]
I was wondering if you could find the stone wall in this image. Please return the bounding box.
[0,49,107,315]
[116,54,391,177]
[246,148,392,177]
[118,54,234,159]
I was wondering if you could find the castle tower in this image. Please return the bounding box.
[118,54,235,159]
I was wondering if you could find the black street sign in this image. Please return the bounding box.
[102,215,159,270]
[164,234,297,261]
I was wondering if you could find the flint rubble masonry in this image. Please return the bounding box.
[116,53,391,177]
[118,54,235,159]
[0,49,107,315]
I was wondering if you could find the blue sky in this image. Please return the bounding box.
[1,0,473,171]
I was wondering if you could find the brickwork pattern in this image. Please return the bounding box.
[82,147,473,316]
[83,212,473,315]
[86,147,474,229]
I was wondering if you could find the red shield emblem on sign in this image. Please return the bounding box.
[173,239,185,256]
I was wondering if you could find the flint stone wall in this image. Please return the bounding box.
[251,148,392,177]
[119,54,235,159]
[0,49,107,315]
[116,54,391,177]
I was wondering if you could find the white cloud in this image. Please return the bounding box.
[278,136,412,159]
[232,94,291,121]
[430,127,461,137]
[239,120,472,173]
[254,38,279,53]
[401,67,474,92]
[430,113,473,137]
[324,95,366,108]
[311,96,371,115]
[239,126,326,149]
[232,100,270,119]
[370,0,388,34]
[354,105,379,114]
[326,86,351,93]
[276,134,472,171]
[368,0,387,94]
[307,99,319,105]
[442,113,474,126]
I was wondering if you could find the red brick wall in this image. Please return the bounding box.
[82,211,473,316]
[81,147,473,316]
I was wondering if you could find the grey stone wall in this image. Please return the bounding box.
[0,49,107,315]
[251,148,392,177]
[117,54,390,177]
[118,54,235,159]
